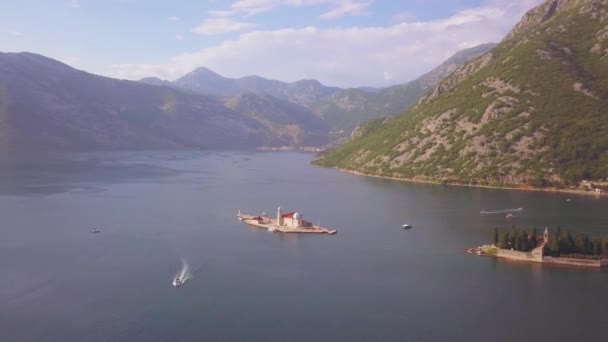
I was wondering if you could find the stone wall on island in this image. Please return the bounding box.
[494,246,608,268]
[542,256,608,268]
[496,248,543,263]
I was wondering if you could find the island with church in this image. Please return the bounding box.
[237,207,337,235]
[469,226,608,268]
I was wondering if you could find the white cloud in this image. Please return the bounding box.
[167,16,180,21]
[383,71,392,81]
[106,0,543,87]
[175,34,184,41]
[9,30,24,36]
[208,9,233,17]
[320,0,372,19]
[191,17,257,35]
[206,0,371,18]
[229,0,280,17]
[391,11,417,24]
[69,0,80,9]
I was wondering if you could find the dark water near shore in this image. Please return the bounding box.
[1,151,607,342]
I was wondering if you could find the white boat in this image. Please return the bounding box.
[91,228,101,234]
[268,227,279,232]
[173,278,182,287]
[402,224,412,229]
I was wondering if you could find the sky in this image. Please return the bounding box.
[0,0,544,87]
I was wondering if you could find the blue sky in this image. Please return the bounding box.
[0,0,543,87]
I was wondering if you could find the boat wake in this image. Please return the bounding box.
[480,207,523,215]
[172,258,192,287]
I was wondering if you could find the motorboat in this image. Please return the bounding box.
[402,224,412,229]
[91,228,101,234]
[173,278,182,287]
[268,227,279,232]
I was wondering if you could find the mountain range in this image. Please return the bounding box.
[140,43,495,133]
[0,43,495,152]
[0,52,270,151]
[315,0,608,187]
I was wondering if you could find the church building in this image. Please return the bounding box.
[277,207,312,228]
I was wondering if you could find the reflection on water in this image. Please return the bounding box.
[0,152,184,195]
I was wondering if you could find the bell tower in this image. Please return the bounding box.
[277,207,283,226]
[543,227,549,244]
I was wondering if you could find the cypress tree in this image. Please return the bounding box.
[602,236,608,256]
[531,226,537,249]
[499,232,509,249]
[592,238,601,256]
[549,236,560,255]
[493,228,499,245]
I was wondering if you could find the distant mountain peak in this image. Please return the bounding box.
[138,76,172,87]
[188,66,224,79]
[505,0,604,41]
[291,79,324,87]
[1,51,75,72]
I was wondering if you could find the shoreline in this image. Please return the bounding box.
[328,166,607,198]
[467,245,608,271]
[469,245,608,269]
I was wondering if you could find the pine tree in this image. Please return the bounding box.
[493,228,499,245]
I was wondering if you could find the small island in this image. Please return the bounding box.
[237,207,337,235]
[470,226,608,268]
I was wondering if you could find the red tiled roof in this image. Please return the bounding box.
[281,212,295,218]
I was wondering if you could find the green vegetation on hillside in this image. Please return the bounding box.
[315,0,608,186]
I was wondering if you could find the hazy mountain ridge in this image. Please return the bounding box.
[312,43,496,132]
[224,92,329,146]
[0,52,270,151]
[0,42,496,152]
[143,43,496,133]
[315,0,608,187]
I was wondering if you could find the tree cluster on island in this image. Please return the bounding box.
[493,226,608,260]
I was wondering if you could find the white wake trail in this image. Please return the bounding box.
[480,207,523,214]
[173,258,193,286]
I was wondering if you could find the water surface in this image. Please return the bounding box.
[1,151,607,341]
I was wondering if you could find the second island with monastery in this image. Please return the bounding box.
[470,227,608,268]
[237,207,337,235]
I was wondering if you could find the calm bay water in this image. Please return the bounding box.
[1,151,607,341]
